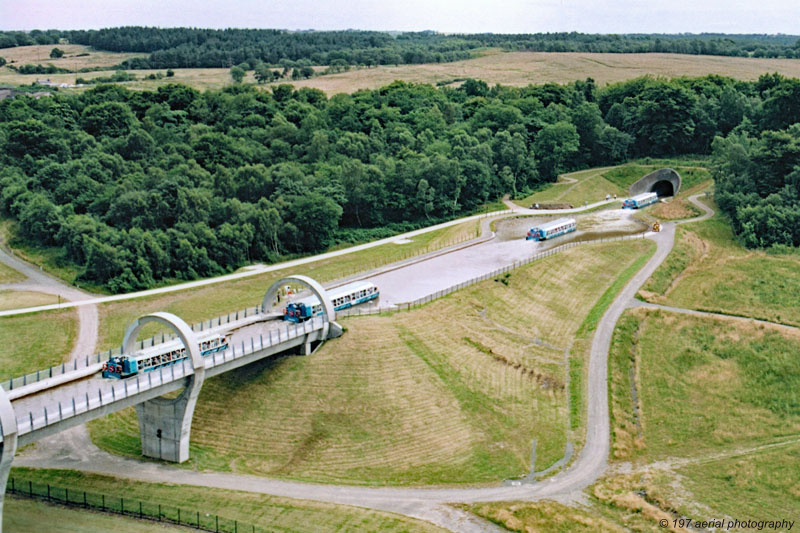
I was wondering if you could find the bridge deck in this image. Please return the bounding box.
[5,314,325,446]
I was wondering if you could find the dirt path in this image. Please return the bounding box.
[10,196,715,532]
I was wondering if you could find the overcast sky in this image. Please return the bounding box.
[2,0,799,34]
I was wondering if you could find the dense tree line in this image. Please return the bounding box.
[711,76,800,248]
[1,29,800,71]
[0,74,798,292]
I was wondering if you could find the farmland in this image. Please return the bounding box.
[270,51,800,95]
[6,47,800,94]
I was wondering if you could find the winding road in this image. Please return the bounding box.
[9,194,725,532]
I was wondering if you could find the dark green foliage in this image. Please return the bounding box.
[230,66,245,84]
[713,117,800,248]
[3,29,800,70]
[0,73,797,292]
[49,47,64,58]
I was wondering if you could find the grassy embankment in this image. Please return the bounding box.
[89,239,652,485]
[469,300,800,531]
[640,198,800,326]
[7,469,444,533]
[515,162,711,212]
[0,260,77,380]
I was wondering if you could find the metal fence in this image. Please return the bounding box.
[8,317,325,440]
[336,232,649,318]
[1,305,267,393]
[7,477,270,533]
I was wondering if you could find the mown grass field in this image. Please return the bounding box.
[0,260,24,284]
[0,290,60,311]
[0,309,77,381]
[8,468,445,533]
[94,218,479,350]
[640,201,800,326]
[89,239,652,485]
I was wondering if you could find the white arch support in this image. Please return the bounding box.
[263,275,335,340]
[122,312,203,463]
[0,386,18,533]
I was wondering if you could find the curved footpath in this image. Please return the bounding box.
[0,245,98,359]
[13,195,715,532]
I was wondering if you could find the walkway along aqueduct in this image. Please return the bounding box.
[0,275,342,531]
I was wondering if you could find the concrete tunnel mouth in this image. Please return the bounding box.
[651,180,675,197]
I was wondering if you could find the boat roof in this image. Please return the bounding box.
[534,217,577,232]
[290,281,377,307]
[130,332,225,358]
[630,192,658,201]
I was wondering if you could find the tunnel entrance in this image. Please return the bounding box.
[651,180,675,197]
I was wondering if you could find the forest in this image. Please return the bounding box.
[1,73,798,292]
[1,29,800,70]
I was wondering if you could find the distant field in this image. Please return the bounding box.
[640,200,800,326]
[276,51,800,95]
[10,468,445,533]
[0,44,146,88]
[5,49,800,94]
[90,239,652,485]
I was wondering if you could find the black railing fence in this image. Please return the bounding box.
[7,477,269,533]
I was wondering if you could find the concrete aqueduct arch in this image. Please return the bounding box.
[262,274,339,341]
[0,387,17,527]
[122,312,203,463]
